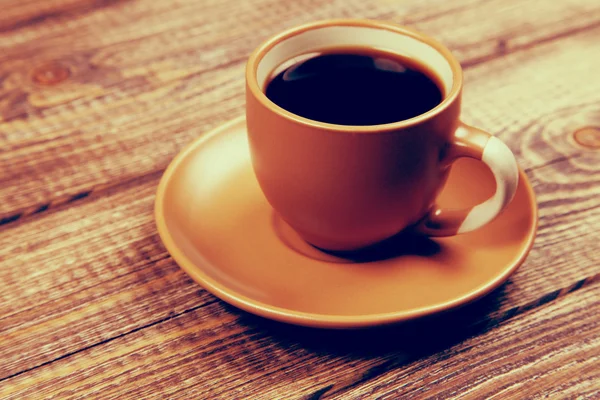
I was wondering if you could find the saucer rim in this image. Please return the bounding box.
[155,116,538,329]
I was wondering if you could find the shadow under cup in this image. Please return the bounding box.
[246,20,464,251]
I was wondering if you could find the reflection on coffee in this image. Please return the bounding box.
[265,48,444,126]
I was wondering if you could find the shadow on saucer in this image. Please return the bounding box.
[273,214,442,263]
[317,231,441,263]
[227,282,507,361]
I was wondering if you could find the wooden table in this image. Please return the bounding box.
[1,0,599,398]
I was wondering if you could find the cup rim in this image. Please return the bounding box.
[246,19,463,133]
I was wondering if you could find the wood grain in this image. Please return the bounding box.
[1,0,600,397]
[1,119,598,383]
[1,0,600,222]
[1,274,598,399]
[328,282,600,400]
[1,9,599,380]
[0,0,128,33]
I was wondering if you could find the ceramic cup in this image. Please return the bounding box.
[245,19,519,251]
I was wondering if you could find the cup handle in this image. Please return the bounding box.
[417,122,519,236]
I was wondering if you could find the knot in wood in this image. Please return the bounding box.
[573,126,600,149]
[32,62,71,85]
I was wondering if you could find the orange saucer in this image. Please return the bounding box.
[155,117,537,328]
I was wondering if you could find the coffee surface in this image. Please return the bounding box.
[265,48,443,126]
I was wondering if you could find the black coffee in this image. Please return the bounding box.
[265,48,443,126]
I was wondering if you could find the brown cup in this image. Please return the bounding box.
[246,19,519,251]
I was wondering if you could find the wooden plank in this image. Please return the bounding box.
[0,182,217,378]
[332,285,600,399]
[0,0,598,394]
[1,24,600,379]
[1,0,600,220]
[0,0,419,218]
[0,158,596,382]
[0,0,133,33]
[1,273,598,399]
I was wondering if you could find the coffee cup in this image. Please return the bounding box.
[245,19,518,251]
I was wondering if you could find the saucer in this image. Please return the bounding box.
[155,116,537,328]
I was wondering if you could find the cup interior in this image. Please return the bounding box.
[255,23,455,97]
